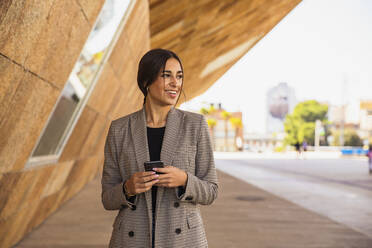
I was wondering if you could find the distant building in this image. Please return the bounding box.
[360,101,372,141]
[244,132,284,152]
[328,104,357,126]
[266,82,297,134]
[199,103,244,152]
[328,101,372,145]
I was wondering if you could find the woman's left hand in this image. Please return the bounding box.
[153,166,187,187]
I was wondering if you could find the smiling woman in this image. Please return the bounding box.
[101,48,218,248]
[137,49,184,108]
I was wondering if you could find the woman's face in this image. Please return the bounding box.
[147,58,183,106]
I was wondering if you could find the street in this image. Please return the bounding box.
[215,152,372,238]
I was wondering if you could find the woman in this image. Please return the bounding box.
[101,48,218,248]
[367,145,372,174]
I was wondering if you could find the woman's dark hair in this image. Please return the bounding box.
[137,48,185,105]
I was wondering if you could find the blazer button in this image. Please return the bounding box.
[185,196,193,200]
[131,205,136,211]
[175,228,181,234]
[174,202,180,208]
[128,231,134,237]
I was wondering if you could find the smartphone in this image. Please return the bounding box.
[144,161,165,174]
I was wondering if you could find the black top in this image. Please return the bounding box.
[147,126,166,214]
[147,126,165,248]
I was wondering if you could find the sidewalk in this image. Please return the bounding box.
[15,170,372,248]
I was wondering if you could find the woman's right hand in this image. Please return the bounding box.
[125,171,159,195]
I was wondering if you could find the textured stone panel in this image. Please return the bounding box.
[62,155,101,201]
[114,48,138,90]
[0,168,42,220]
[59,106,98,162]
[0,72,60,173]
[108,30,132,79]
[79,113,108,158]
[22,165,55,207]
[0,200,40,248]
[26,187,68,236]
[41,161,74,197]
[76,0,105,25]
[125,0,150,60]
[0,171,23,219]
[109,85,137,120]
[92,119,111,156]
[105,79,129,119]
[24,0,91,89]
[87,63,121,115]
[0,56,25,124]
[0,0,54,65]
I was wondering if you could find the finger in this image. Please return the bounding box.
[139,171,157,177]
[155,177,172,185]
[143,179,159,190]
[145,178,159,187]
[156,182,174,187]
[141,173,160,183]
[157,174,170,180]
[153,167,172,173]
[136,182,151,190]
[156,176,172,183]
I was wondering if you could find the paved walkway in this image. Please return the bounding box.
[15,170,372,248]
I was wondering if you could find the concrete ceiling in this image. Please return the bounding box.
[149,0,301,104]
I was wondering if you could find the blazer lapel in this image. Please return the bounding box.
[130,106,185,235]
[130,106,153,235]
[155,106,185,220]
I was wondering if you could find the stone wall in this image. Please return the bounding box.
[0,0,150,247]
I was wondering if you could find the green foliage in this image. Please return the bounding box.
[331,129,363,146]
[298,122,315,145]
[229,117,242,128]
[207,118,217,128]
[200,107,209,115]
[294,100,328,122]
[220,110,232,120]
[274,146,285,152]
[284,100,328,146]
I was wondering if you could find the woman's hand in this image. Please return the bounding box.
[153,166,188,187]
[125,171,159,195]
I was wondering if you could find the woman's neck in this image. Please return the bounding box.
[144,100,172,128]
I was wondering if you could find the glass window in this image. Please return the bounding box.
[27,0,133,166]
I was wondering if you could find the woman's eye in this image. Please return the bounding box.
[177,75,183,79]
[161,74,170,78]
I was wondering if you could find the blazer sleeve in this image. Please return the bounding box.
[176,115,219,205]
[101,122,138,210]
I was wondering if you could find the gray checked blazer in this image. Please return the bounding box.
[101,106,218,247]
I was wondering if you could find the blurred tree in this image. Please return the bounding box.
[208,104,216,114]
[200,107,209,115]
[284,100,328,146]
[221,111,232,151]
[331,129,363,146]
[207,118,217,150]
[298,122,315,145]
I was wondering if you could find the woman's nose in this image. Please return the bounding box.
[169,75,180,86]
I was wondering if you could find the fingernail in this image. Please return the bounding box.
[153,168,157,171]
[151,171,156,174]
[154,174,159,177]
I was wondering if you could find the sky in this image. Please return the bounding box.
[180,0,372,134]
